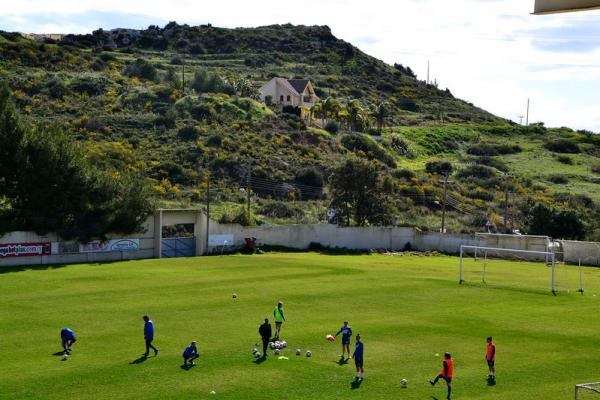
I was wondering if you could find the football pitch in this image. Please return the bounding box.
[2,252,600,399]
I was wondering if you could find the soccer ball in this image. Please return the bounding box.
[306,350,312,357]
[274,349,281,355]
[281,341,287,348]
[401,378,408,387]
[295,349,301,356]
[269,342,275,349]
[232,293,237,299]
[62,353,69,361]
[254,352,261,358]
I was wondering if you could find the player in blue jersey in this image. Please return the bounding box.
[182,341,200,367]
[334,321,353,359]
[142,315,158,357]
[60,328,77,354]
[352,334,364,381]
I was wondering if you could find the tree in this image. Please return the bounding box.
[345,99,368,132]
[329,158,394,226]
[0,82,155,241]
[370,101,390,134]
[525,202,586,240]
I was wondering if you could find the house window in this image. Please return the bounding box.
[287,95,291,102]
[280,95,284,102]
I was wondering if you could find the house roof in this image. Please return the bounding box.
[287,79,310,94]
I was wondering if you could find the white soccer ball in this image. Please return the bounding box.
[232,293,237,299]
[295,349,301,355]
[274,349,281,355]
[281,341,287,348]
[254,352,261,358]
[306,350,312,357]
[401,378,408,387]
[269,342,275,349]
[252,348,258,354]
[62,353,69,361]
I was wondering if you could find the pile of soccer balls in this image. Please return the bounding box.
[269,340,288,355]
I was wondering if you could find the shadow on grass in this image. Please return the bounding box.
[253,356,267,365]
[130,355,148,364]
[350,379,362,390]
[180,364,196,371]
[337,357,349,366]
[487,377,497,386]
[52,351,65,356]
[0,260,135,274]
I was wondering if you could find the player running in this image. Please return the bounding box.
[60,328,77,354]
[334,321,353,359]
[352,334,364,381]
[486,336,496,383]
[142,315,158,357]
[430,352,454,400]
[273,301,285,339]
[182,341,199,367]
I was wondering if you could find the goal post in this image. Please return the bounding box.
[459,245,557,294]
[576,382,600,399]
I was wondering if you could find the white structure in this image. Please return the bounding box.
[259,78,318,109]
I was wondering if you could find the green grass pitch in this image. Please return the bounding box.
[2,252,600,399]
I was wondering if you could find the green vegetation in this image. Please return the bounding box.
[2,253,600,399]
[1,25,600,238]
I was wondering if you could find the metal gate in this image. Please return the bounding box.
[161,237,196,258]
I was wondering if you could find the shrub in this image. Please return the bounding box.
[206,134,222,147]
[341,134,396,167]
[392,168,416,180]
[425,160,453,175]
[153,108,176,129]
[457,164,496,179]
[324,120,340,134]
[45,76,69,99]
[390,134,416,158]
[467,143,521,156]
[177,125,199,141]
[125,58,157,81]
[295,168,324,188]
[556,155,573,165]
[473,156,508,172]
[258,202,303,219]
[548,174,569,184]
[544,138,580,154]
[592,164,600,174]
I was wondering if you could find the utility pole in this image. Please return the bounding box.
[503,174,513,230]
[518,115,524,125]
[525,98,530,126]
[205,171,210,255]
[427,60,430,85]
[440,172,453,233]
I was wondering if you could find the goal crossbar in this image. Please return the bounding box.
[459,245,557,293]
[576,382,600,398]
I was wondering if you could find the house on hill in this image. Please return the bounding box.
[259,77,318,121]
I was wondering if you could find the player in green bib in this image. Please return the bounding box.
[273,301,286,339]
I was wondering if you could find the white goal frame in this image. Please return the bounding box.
[459,245,557,294]
[576,382,600,399]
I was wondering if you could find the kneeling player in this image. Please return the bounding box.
[182,341,200,366]
[430,352,454,400]
[60,328,77,354]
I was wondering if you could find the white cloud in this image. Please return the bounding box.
[1,0,600,130]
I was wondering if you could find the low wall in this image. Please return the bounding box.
[562,240,600,266]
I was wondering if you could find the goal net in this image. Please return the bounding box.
[459,245,559,294]
[576,382,600,399]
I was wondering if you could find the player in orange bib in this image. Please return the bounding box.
[430,352,454,400]
[486,336,496,383]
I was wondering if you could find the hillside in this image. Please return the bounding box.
[1,23,600,239]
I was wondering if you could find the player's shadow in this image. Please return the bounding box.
[487,377,497,386]
[350,379,362,390]
[336,357,349,366]
[253,356,267,365]
[52,351,65,356]
[180,364,196,370]
[129,355,148,364]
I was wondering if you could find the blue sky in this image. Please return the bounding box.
[1,0,600,131]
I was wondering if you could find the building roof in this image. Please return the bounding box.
[287,79,310,94]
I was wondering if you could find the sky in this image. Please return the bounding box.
[1,0,600,131]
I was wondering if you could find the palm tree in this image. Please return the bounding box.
[346,99,366,132]
[370,101,390,134]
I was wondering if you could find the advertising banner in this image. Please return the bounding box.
[79,239,140,253]
[0,242,51,257]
